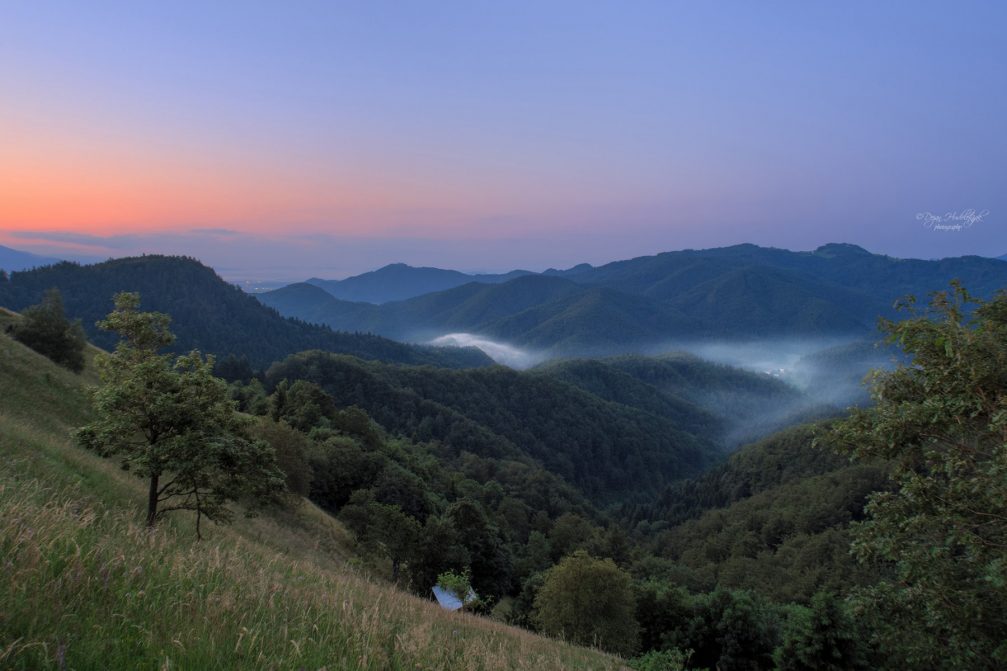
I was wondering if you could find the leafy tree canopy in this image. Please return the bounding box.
[534,550,639,656]
[75,292,286,537]
[829,283,1007,668]
[774,591,868,671]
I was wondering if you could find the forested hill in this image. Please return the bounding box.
[534,354,821,446]
[628,422,890,604]
[265,352,717,503]
[260,244,1007,352]
[0,256,491,370]
[556,243,1007,305]
[261,350,806,504]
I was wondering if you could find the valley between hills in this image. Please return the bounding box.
[1,243,1005,669]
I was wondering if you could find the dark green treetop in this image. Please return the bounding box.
[9,287,86,372]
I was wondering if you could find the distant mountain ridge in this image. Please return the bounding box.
[0,256,491,369]
[306,263,532,303]
[259,243,1007,354]
[0,244,62,272]
[260,275,705,351]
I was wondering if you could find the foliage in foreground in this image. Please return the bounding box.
[829,283,1007,668]
[0,466,625,671]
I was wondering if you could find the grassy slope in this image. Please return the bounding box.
[0,313,624,671]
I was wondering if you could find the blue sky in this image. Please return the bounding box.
[1,1,1004,279]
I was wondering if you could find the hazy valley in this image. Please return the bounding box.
[3,242,1005,668]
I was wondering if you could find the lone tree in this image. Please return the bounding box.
[9,287,86,372]
[534,550,639,656]
[76,292,285,537]
[829,283,1007,668]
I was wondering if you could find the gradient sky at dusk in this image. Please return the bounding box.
[2,2,1005,279]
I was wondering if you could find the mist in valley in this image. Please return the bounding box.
[641,337,898,447]
[429,331,901,449]
[429,333,548,370]
[655,337,899,405]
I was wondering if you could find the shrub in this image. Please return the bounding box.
[10,287,86,372]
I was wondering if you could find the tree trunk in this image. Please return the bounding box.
[147,473,159,528]
[195,489,203,541]
[391,557,400,584]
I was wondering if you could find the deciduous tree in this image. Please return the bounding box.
[829,283,1007,668]
[774,591,867,670]
[75,292,285,537]
[534,550,639,656]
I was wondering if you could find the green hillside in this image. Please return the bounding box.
[0,311,625,670]
[530,358,723,437]
[483,284,699,350]
[6,283,993,668]
[626,423,888,603]
[0,257,491,370]
[595,354,828,446]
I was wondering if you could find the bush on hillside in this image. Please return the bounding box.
[9,287,86,373]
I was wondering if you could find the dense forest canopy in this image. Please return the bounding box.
[222,351,888,665]
[230,285,1007,667]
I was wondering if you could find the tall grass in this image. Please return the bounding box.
[0,325,625,670]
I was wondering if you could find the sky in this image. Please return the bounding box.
[2,1,1005,280]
